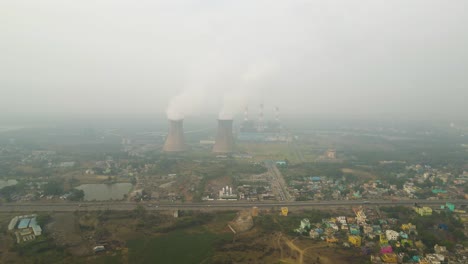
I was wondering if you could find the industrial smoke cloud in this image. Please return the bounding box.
[166,86,206,120]
[2,1,468,119]
[218,62,279,120]
[167,61,278,121]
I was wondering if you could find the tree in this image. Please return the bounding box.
[133,204,147,218]
[43,180,64,195]
[68,189,84,201]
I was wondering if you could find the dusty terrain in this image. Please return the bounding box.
[0,209,368,264]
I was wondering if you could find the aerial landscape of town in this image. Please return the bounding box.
[0,115,467,263]
[2,1,468,263]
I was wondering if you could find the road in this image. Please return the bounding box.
[0,199,465,212]
[288,140,305,163]
[265,161,292,201]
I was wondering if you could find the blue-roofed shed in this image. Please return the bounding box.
[350,225,360,235]
[18,218,31,229]
[399,232,408,239]
[445,202,455,212]
[310,176,321,181]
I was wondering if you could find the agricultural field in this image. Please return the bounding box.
[237,142,299,162]
[127,230,231,264]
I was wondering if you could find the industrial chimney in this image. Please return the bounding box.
[213,119,234,153]
[163,119,187,152]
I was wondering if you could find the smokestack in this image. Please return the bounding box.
[258,104,264,132]
[213,119,235,153]
[244,106,249,122]
[163,119,187,152]
[275,106,280,123]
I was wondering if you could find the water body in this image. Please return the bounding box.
[0,179,18,189]
[76,183,133,201]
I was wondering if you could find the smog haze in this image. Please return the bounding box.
[1,0,468,121]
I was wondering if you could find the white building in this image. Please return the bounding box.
[8,216,18,231]
[386,230,399,241]
[219,185,237,200]
[300,219,311,230]
[336,216,347,225]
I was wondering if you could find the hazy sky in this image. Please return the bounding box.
[1,0,467,120]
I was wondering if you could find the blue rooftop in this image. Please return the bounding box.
[18,218,31,229]
[29,217,37,228]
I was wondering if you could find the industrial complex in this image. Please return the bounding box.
[163,104,291,154]
[8,214,43,244]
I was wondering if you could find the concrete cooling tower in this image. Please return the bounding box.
[163,119,187,152]
[213,119,235,153]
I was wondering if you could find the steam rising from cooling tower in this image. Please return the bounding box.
[163,119,187,152]
[213,119,235,153]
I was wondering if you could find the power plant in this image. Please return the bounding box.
[238,105,291,142]
[213,119,235,153]
[163,119,187,152]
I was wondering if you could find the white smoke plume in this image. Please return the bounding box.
[166,86,207,120]
[166,53,223,120]
[218,61,279,120]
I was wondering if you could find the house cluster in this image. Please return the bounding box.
[402,164,463,200]
[285,162,467,202]
[236,184,273,201]
[287,176,349,200]
[293,205,466,264]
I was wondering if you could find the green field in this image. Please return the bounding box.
[127,230,232,264]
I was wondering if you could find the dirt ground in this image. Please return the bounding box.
[1,210,369,264]
[47,212,90,256]
[341,168,377,181]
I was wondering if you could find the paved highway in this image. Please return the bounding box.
[0,199,465,212]
[265,161,292,201]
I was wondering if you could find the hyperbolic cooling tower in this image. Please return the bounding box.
[163,119,187,152]
[213,119,234,153]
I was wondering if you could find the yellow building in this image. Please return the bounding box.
[381,253,397,263]
[414,207,432,216]
[379,234,388,245]
[348,235,362,247]
[459,214,468,223]
[401,223,416,231]
[326,237,338,243]
[281,207,288,216]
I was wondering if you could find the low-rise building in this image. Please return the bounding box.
[386,230,399,241]
[379,234,389,245]
[8,216,18,231]
[414,206,433,216]
[380,245,393,254]
[381,253,397,263]
[348,235,362,247]
[7,214,42,243]
[281,207,288,216]
[433,244,447,255]
[309,230,320,239]
[350,224,360,235]
[401,223,417,234]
